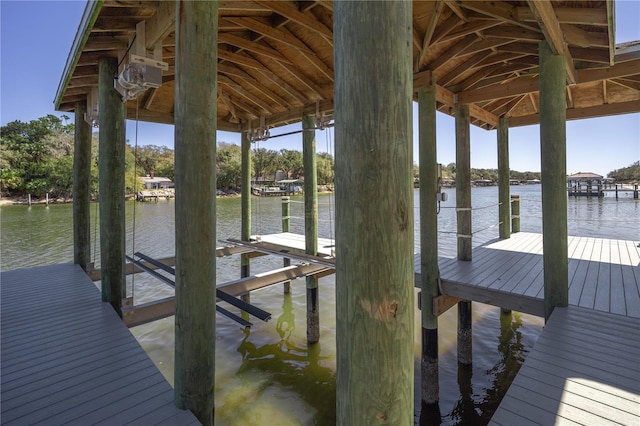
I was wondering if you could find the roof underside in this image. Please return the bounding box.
[55,0,640,132]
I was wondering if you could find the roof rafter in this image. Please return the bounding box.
[526,0,576,84]
[254,0,333,43]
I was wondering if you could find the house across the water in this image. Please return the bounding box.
[138,174,175,201]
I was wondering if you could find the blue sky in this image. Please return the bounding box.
[1,0,639,176]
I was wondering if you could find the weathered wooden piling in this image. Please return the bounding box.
[303,114,319,343]
[418,78,439,404]
[511,195,520,233]
[98,56,126,315]
[173,1,217,423]
[241,131,251,303]
[281,196,291,294]
[334,1,414,422]
[455,103,473,365]
[333,1,415,424]
[73,100,92,271]
[539,40,568,321]
[498,117,510,239]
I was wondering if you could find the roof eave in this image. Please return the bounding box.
[54,0,104,111]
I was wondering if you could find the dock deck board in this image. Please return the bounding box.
[0,264,199,426]
[489,306,640,426]
[435,232,640,318]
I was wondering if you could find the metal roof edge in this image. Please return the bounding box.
[54,0,104,110]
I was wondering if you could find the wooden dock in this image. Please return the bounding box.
[490,305,640,425]
[0,264,198,425]
[236,231,640,319]
[232,231,640,424]
[432,232,640,318]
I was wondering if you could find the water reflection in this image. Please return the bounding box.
[477,310,527,424]
[235,293,336,424]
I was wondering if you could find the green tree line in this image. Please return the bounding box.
[433,163,541,182]
[1,115,335,198]
[607,161,640,182]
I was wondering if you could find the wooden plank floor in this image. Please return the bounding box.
[490,305,640,426]
[252,232,639,318]
[0,264,199,426]
[431,232,640,318]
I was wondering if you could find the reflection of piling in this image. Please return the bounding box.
[457,301,473,365]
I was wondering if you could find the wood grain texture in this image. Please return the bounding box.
[334,1,415,423]
[98,56,126,314]
[173,1,218,423]
[73,100,92,270]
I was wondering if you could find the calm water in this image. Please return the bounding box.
[1,186,638,425]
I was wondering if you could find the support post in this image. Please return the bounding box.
[241,131,251,303]
[281,196,291,294]
[497,117,510,239]
[455,103,473,365]
[98,57,126,315]
[539,40,568,321]
[511,195,520,233]
[73,100,92,271]
[303,114,319,343]
[455,104,472,261]
[418,78,439,405]
[334,2,414,422]
[173,2,218,423]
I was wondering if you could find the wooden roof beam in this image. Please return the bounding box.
[242,99,334,132]
[526,0,576,84]
[444,0,466,22]
[509,100,640,127]
[458,75,539,104]
[517,7,608,26]
[438,51,487,86]
[430,14,464,45]
[578,58,640,84]
[226,17,333,81]
[438,20,501,45]
[610,78,640,92]
[254,1,332,43]
[416,0,444,72]
[458,1,540,33]
[219,76,276,116]
[562,25,609,48]
[606,0,615,64]
[218,33,293,65]
[145,0,175,50]
[426,34,477,72]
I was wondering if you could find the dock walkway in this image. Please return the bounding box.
[0,264,198,425]
[490,305,640,425]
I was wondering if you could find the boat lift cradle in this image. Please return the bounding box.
[126,252,272,328]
